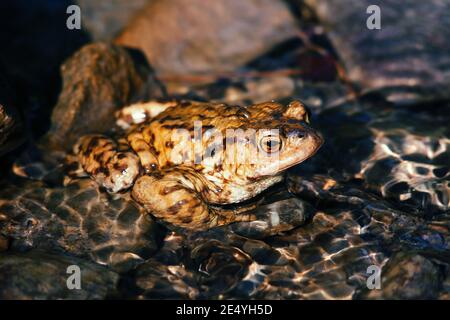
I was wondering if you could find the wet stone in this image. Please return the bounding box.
[133,260,198,299]
[306,96,450,214]
[229,198,315,238]
[0,250,119,299]
[305,0,450,104]
[0,178,161,272]
[190,240,252,298]
[240,239,285,266]
[161,210,373,300]
[357,252,442,299]
[257,205,388,299]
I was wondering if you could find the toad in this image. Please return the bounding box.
[71,99,323,230]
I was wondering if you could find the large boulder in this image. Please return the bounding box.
[115,0,299,75]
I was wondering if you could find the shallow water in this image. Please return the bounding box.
[1,90,448,299]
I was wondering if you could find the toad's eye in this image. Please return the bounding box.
[259,135,282,154]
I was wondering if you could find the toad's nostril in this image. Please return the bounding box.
[284,127,307,139]
[288,130,305,139]
[297,131,306,138]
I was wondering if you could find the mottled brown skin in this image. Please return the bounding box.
[73,100,323,230]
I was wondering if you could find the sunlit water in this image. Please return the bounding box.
[1,93,448,299]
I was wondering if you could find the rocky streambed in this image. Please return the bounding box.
[0,0,449,299]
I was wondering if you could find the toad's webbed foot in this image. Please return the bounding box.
[74,134,140,193]
[131,171,256,230]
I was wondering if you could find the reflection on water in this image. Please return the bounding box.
[1,95,450,299]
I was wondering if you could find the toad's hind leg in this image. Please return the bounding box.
[115,100,178,129]
[74,134,141,193]
[131,172,256,230]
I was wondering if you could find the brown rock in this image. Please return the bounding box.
[46,42,164,149]
[115,0,299,76]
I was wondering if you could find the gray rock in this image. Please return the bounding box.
[305,0,450,103]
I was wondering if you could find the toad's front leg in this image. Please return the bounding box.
[131,170,256,230]
[74,134,140,192]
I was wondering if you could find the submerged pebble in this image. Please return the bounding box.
[0,250,119,299]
